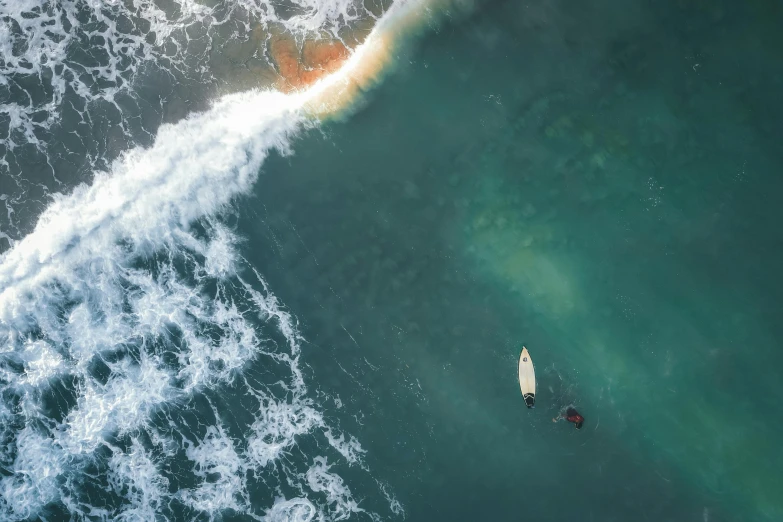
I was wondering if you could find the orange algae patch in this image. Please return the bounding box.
[269,36,350,91]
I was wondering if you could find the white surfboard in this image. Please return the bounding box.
[518,346,536,408]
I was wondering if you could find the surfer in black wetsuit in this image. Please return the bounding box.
[553,407,585,429]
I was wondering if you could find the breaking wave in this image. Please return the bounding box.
[0,0,378,245]
[0,0,428,519]
[0,86,375,520]
[0,0,372,150]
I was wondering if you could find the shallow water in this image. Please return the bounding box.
[2,0,782,520]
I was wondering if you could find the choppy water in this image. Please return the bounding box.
[2,0,782,521]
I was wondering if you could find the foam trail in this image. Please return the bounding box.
[0,88,302,300]
[180,424,248,515]
[305,457,368,521]
[0,0,436,518]
[61,355,173,454]
[0,427,66,520]
[263,497,317,522]
[246,399,323,468]
[107,438,169,522]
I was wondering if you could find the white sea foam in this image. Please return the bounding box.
[203,223,240,279]
[0,0,194,152]
[18,340,65,387]
[0,88,303,305]
[0,427,66,520]
[235,0,372,35]
[246,399,323,468]
[305,456,365,521]
[181,424,248,514]
[0,86,306,520]
[0,0,427,518]
[108,438,169,522]
[377,479,406,518]
[325,429,366,466]
[264,497,317,522]
[61,356,173,454]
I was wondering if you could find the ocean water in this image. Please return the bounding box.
[1,0,782,521]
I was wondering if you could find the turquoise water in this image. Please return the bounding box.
[243,0,783,520]
[2,0,782,520]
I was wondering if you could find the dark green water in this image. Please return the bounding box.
[242,0,783,520]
